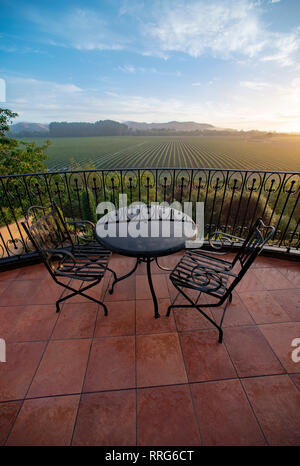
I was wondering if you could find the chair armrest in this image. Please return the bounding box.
[187,231,243,257]
[43,248,77,273]
[44,247,76,260]
[66,220,96,243]
[25,204,52,223]
[208,231,244,250]
[185,249,233,269]
[66,220,95,228]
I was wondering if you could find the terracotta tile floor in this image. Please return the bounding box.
[0,253,300,446]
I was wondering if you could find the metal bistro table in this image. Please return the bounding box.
[95,204,197,318]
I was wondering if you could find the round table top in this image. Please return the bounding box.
[95,204,197,258]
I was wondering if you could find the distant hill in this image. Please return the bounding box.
[10,122,49,135]
[9,119,236,138]
[10,120,219,134]
[124,121,216,131]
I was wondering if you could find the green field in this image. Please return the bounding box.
[27,135,300,172]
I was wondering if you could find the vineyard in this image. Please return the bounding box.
[27,135,300,172]
[1,133,300,259]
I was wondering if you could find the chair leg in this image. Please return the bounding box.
[166,303,192,317]
[168,283,225,343]
[219,296,231,331]
[99,301,108,317]
[218,328,223,343]
[55,279,108,315]
[166,304,173,317]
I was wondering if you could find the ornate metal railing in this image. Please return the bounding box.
[0,167,299,266]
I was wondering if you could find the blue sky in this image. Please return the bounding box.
[1,0,300,131]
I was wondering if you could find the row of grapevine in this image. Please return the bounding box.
[45,136,300,171]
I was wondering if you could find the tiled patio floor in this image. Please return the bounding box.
[0,252,300,446]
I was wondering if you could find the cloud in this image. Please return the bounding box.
[5,77,86,120]
[141,50,169,60]
[118,65,136,73]
[4,69,300,132]
[143,0,265,59]
[105,91,119,97]
[117,65,181,77]
[16,1,300,69]
[279,115,300,119]
[240,81,272,90]
[4,75,186,123]
[140,0,300,67]
[24,7,127,51]
[16,78,83,93]
[0,44,17,53]
[260,29,300,66]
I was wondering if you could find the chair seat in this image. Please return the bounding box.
[72,241,111,259]
[170,250,234,299]
[55,242,111,282]
[184,249,233,271]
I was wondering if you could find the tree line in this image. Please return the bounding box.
[49,120,129,137]
[13,119,277,139]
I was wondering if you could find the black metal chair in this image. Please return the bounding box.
[166,218,275,343]
[22,201,117,315]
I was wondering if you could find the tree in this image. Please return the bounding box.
[0,108,49,175]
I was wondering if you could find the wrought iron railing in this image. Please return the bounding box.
[0,167,299,266]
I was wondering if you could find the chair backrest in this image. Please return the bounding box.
[227,218,275,295]
[22,202,73,274]
[232,218,274,269]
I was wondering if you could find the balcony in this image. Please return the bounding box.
[0,251,300,446]
[0,166,300,446]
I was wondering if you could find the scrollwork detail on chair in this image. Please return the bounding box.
[208,230,244,251]
[45,248,77,274]
[191,264,223,292]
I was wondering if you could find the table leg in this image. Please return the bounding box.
[154,257,174,272]
[146,257,160,319]
[109,258,139,294]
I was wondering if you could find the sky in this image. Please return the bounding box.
[1,0,300,132]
